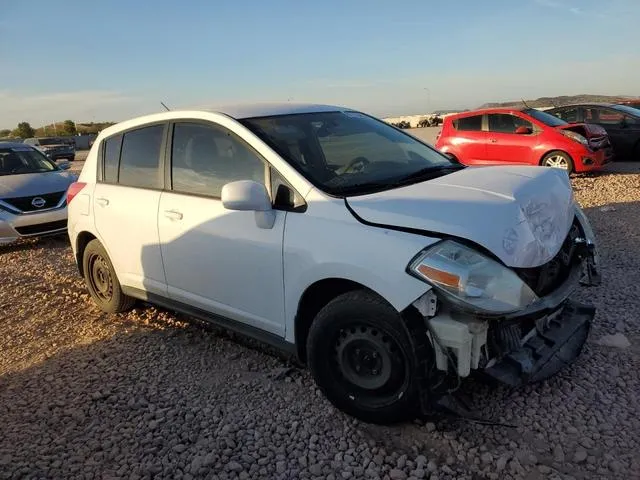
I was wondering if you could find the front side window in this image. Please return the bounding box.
[585,108,624,125]
[488,114,533,133]
[0,147,57,176]
[241,111,457,196]
[171,122,266,197]
[118,125,164,189]
[454,115,483,131]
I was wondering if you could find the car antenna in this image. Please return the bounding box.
[160,101,171,111]
[521,98,531,109]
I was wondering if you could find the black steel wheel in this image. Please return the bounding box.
[307,290,419,424]
[82,239,134,313]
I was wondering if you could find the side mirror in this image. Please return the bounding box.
[58,161,71,170]
[221,180,276,229]
[515,126,533,135]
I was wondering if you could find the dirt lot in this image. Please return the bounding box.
[1,165,639,480]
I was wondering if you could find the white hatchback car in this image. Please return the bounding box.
[68,103,601,424]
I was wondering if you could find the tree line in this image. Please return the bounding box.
[0,121,116,139]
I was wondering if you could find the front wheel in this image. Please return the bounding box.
[541,151,574,172]
[306,290,419,424]
[82,239,135,313]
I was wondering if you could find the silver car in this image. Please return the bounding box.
[0,142,77,245]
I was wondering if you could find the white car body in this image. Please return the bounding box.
[67,103,600,421]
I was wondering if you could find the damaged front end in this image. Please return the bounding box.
[407,205,600,414]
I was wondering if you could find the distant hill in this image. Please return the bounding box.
[478,94,639,109]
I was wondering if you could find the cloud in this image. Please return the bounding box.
[0,90,150,128]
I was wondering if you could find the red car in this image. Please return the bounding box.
[435,107,613,173]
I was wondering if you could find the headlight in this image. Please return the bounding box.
[408,240,538,314]
[561,130,589,147]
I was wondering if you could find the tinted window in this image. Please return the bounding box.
[455,115,482,131]
[488,114,533,133]
[171,123,265,197]
[554,108,579,123]
[118,125,164,189]
[585,108,624,124]
[103,134,122,183]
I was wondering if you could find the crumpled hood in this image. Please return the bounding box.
[0,171,77,198]
[346,166,576,268]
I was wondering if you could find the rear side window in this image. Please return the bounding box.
[102,134,122,183]
[118,125,164,189]
[170,122,266,198]
[454,115,482,131]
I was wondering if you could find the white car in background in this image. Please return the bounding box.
[67,103,601,424]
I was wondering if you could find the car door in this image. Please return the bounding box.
[157,121,287,336]
[92,123,168,295]
[583,107,631,158]
[485,113,538,164]
[449,114,488,164]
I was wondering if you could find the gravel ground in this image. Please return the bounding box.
[1,165,639,480]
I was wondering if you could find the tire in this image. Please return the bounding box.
[540,151,574,172]
[82,239,135,313]
[306,290,419,424]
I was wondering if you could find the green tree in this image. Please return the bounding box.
[0,129,11,137]
[12,122,35,138]
[60,120,77,136]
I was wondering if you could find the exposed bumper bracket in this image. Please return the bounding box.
[483,300,595,388]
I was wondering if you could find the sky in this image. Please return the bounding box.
[1,0,639,129]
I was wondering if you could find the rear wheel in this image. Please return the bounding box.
[83,239,134,313]
[541,151,574,172]
[306,290,419,424]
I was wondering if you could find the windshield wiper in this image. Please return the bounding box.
[396,164,465,183]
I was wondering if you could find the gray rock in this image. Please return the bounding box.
[573,450,588,463]
[389,469,407,480]
[595,333,631,349]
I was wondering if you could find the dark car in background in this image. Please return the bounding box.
[23,137,76,161]
[545,103,640,161]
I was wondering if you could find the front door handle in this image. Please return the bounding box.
[489,138,498,143]
[164,210,183,221]
[96,197,109,206]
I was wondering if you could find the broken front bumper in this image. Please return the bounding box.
[483,300,595,387]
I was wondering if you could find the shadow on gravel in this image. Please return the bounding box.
[0,233,70,255]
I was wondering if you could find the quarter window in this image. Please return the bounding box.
[102,134,122,183]
[454,115,482,131]
[171,122,266,197]
[118,125,164,189]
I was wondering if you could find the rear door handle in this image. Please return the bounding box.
[489,138,498,143]
[164,210,183,220]
[96,197,109,206]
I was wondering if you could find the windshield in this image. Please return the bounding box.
[0,147,58,175]
[613,104,640,117]
[523,108,568,127]
[241,111,457,196]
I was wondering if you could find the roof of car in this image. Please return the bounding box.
[447,107,527,117]
[202,102,350,119]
